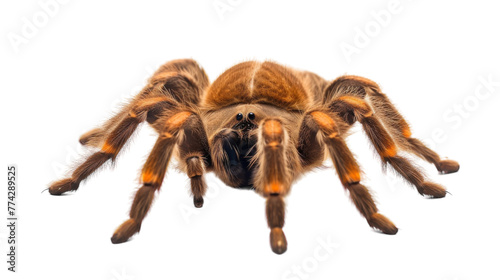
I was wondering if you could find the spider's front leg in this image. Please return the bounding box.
[177,115,211,208]
[298,111,398,235]
[111,111,210,243]
[254,119,295,254]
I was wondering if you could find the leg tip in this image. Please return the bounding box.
[110,234,127,244]
[270,228,288,254]
[419,182,447,198]
[193,196,204,208]
[437,159,460,174]
[79,128,103,147]
[79,137,88,146]
[368,213,398,235]
[111,219,140,244]
[48,178,78,195]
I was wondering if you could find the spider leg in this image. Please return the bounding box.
[326,75,459,174]
[77,83,159,148]
[304,111,398,235]
[330,96,446,198]
[111,111,198,243]
[211,128,241,187]
[368,91,459,173]
[177,115,211,208]
[254,119,294,254]
[51,59,210,195]
[48,96,173,195]
[79,58,209,148]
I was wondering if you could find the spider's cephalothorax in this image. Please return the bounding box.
[48,59,460,254]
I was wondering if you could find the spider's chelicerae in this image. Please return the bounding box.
[49,59,459,254]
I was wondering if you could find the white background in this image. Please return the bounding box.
[1,0,499,279]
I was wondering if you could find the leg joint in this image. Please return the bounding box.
[345,180,361,187]
[309,111,339,138]
[162,111,193,138]
[143,182,157,188]
[186,156,204,178]
[262,119,285,146]
[330,96,373,120]
[130,96,173,120]
[266,195,285,228]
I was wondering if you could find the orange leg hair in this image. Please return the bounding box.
[330,96,446,198]
[48,96,172,195]
[111,111,199,243]
[50,58,210,196]
[255,119,290,254]
[177,115,211,208]
[79,58,209,148]
[327,75,459,174]
[307,111,398,234]
[368,91,459,173]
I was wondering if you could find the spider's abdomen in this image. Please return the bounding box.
[204,61,310,111]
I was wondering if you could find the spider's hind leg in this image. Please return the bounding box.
[51,59,210,195]
[327,75,459,174]
[48,96,173,195]
[368,91,459,174]
[330,95,446,198]
[79,59,209,148]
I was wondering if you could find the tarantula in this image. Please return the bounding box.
[48,59,459,254]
